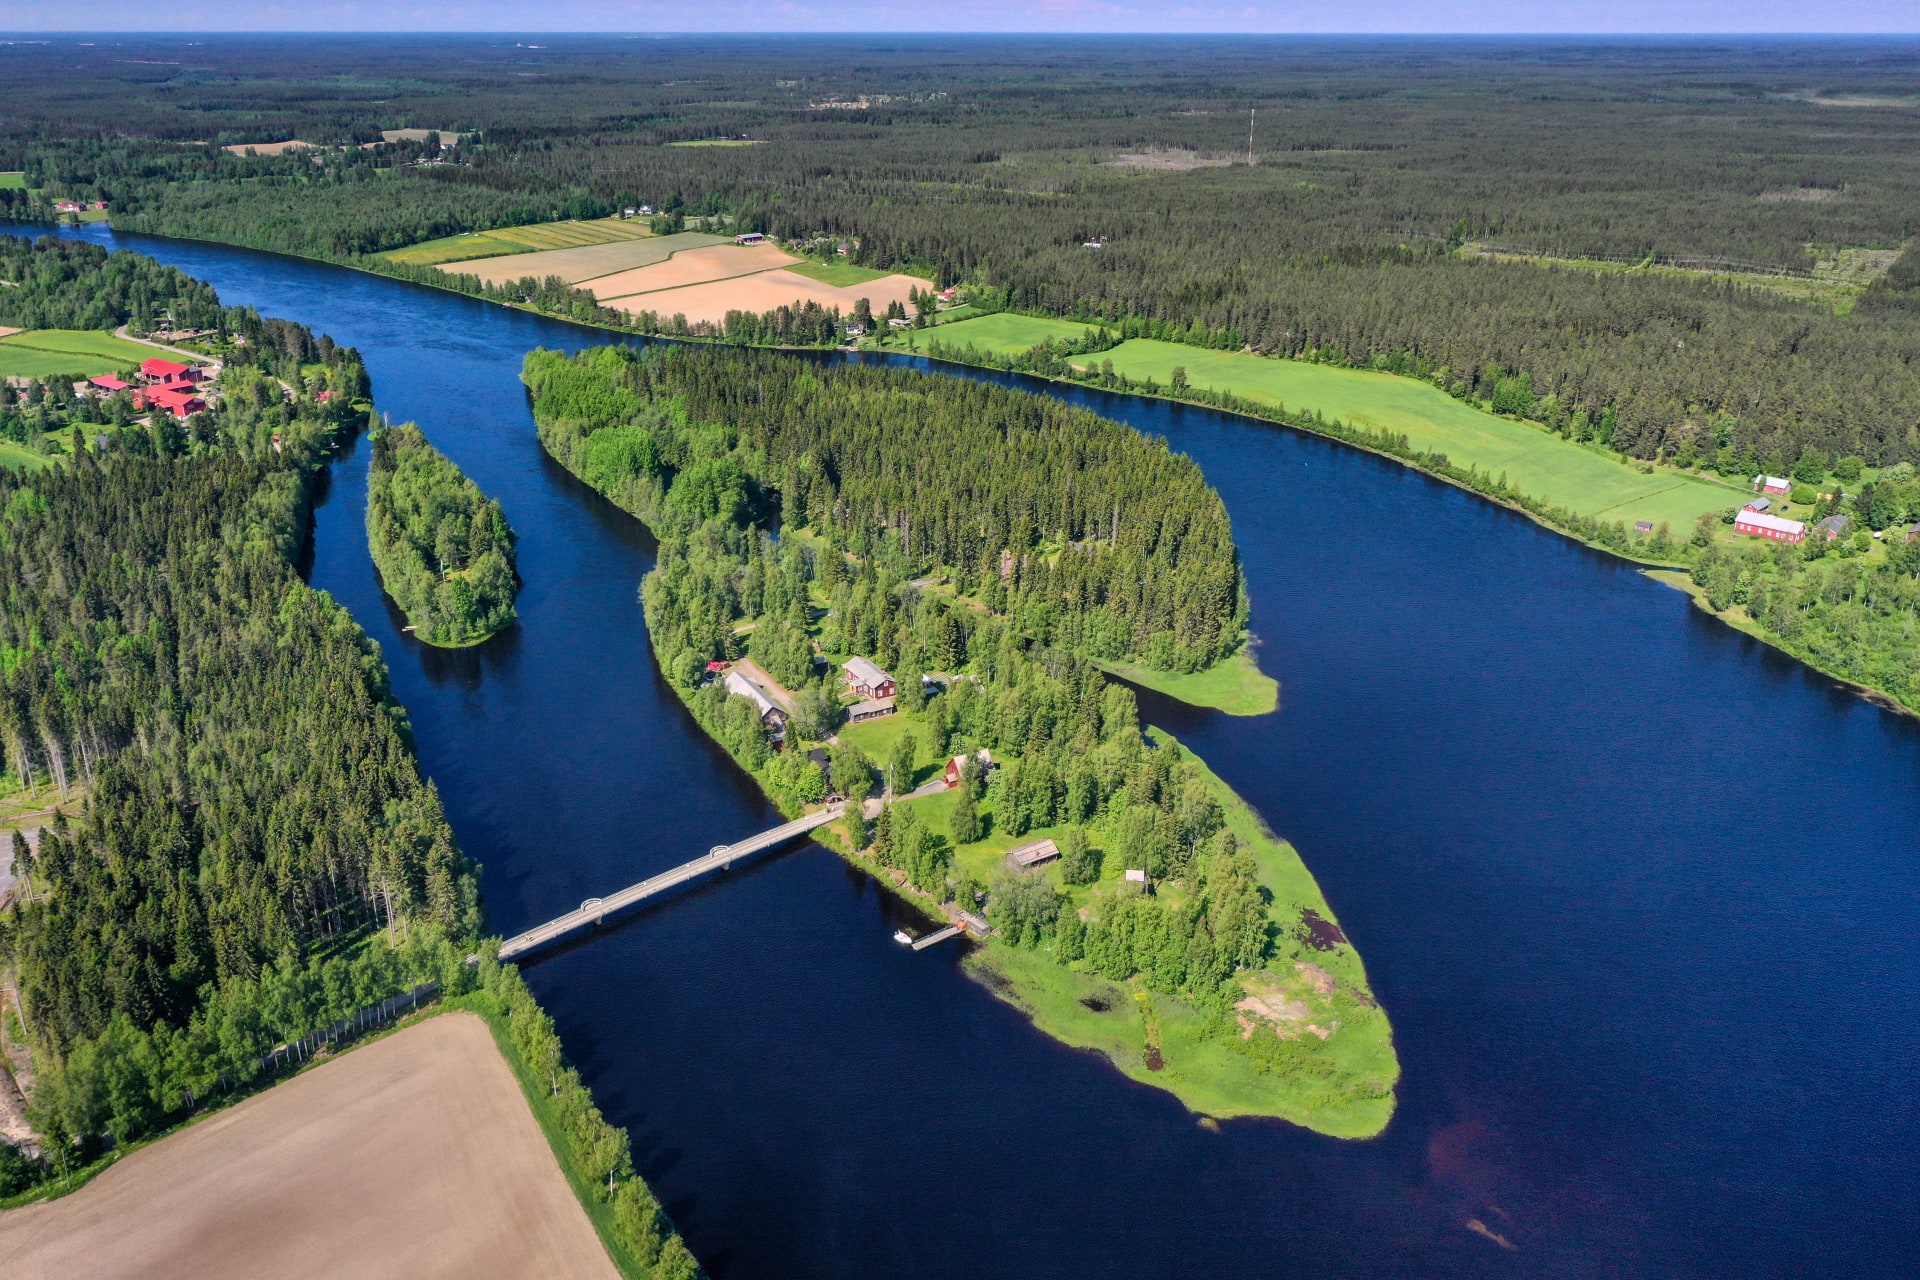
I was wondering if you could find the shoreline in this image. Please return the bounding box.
[14,217,1907,719]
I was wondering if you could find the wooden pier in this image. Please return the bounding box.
[910,924,964,951]
[497,805,845,963]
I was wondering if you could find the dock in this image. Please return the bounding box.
[910,924,964,951]
[497,805,845,963]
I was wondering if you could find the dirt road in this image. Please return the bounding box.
[0,1012,620,1280]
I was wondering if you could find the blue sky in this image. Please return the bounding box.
[10,1,1919,33]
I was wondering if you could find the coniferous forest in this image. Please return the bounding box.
[526,345,1247,674]
[526,343,1397,1128]
[366,422,518,647]
[4,38,1919,470]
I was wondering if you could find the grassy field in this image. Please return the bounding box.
[896,316,1746,529]
[0,172,25,190]
[0,329,157,379]
[380,218,651,268]
[894,311,1099,355]
[666,138,766,147]
[0,441,50,471]
[785,260,892,287]
[1097,339,1746,527]
[1096,649,1278,717]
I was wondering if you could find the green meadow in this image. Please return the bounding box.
[786,261,892,287]
[903,314,1745,530]
[897,311,1098,355]
[0,329,157,379]
[0,441,50,471]
[0,172,28,190]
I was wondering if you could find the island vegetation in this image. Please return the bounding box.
[524,343,1396,1135]
[366,421,519,646]
[0,240,697,1278]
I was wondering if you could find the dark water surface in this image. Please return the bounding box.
[13,225,1917,1278]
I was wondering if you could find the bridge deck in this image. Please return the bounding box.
[498,805,845,963]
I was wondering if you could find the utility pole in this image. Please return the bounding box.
[1248,107,1255,165]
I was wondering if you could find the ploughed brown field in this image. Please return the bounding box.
[0,1012,619,1280]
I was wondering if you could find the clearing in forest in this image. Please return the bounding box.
[0,1012,620,1280]
[0,329,157,379]
[0,172,26,190]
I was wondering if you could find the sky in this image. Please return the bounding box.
[7,1,1919,33]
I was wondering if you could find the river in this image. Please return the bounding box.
[9,224,1918,1279]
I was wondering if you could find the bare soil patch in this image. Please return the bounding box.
[1757,187,1841,203]
[0,326,21,340]
[0,1012,618,1280]
[443,231,725,286]
[611,268,925,326]
[585,243,802,299]
[1108,149,1231,171]
[221,140,321,155]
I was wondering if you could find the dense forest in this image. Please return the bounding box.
[526,344,1246,673]
[4,37,1918,467]
[0,243,704,1273]
[527,343,1394,1120]
[366,422,518,647]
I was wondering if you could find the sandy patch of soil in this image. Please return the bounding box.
[611,268,925,326]
[585,243,801,299]
[0,326,22,340]
[1757,187,1841,203]
[1108,149,1232,170]
[221,140,321,155]
[0,1012,618,1280]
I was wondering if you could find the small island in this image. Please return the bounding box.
[365,422,518,646]
[524,344,1397,1136]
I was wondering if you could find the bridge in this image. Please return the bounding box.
[498,805,846,963]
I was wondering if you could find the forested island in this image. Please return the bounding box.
[366,421,519,646]
[525,344,1398,1135]
[0,240,700,1279]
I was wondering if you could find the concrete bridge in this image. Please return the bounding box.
[497,805,845,963]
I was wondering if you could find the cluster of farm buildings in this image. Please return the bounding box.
[712,654,903,751]
[84,357,218,420]
[1731,474,1853,546]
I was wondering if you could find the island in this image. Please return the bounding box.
[365,421,518,646]
[525,343,1398,1137]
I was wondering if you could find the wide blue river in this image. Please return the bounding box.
[13,224,1918,1278]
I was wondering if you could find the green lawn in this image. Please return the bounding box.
[1098,339,1745,527]
[0,441,50,471]
[1096,649,1278,717]
[0,172,27,190]
[785,261,893,287]
[0,329,157,379]
[892,311,1097,355]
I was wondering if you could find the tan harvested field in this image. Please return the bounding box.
[613,267,927,325]
[0,1012,620,1280]
[587,242,802,298]
[444,230,726,285]
[222,140,320,155]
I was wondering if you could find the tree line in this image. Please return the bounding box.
[366,421,518,647]
[526,344,1248,675]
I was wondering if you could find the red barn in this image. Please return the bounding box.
[1733,510,1805,543]
[88,374,132,393]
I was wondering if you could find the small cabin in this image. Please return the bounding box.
[735,232,767,245]
[1743,497,1771,513]
[944,749,993,789]
[1814,514,1850,542]
[1753,474,1792,495]
[1005,839,1060,871]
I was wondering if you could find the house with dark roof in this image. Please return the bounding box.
[1814,514,1850,542]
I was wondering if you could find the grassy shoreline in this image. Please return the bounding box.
[1095,649,1278,716]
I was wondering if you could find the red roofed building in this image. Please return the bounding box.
[140,358,193,384]
[139,386,207,419]
[89,374,132,393]
[1733,509,1806,543]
